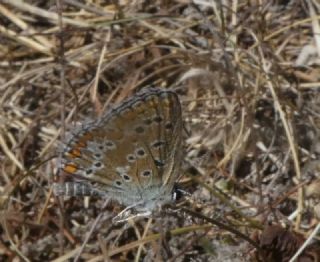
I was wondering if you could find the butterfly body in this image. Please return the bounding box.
[55,88,182,220]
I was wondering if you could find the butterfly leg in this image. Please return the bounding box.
[112,203,152,223]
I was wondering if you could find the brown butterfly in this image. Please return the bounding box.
[54,88,183,222]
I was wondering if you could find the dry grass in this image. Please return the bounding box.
[1,0,320,261]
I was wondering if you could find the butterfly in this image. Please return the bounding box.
[54,88,183,222]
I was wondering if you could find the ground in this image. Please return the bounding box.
[0,1,320,261]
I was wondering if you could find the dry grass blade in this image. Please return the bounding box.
[1,1,320,261]
[5,0,90,27]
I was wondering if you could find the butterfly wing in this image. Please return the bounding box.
[59,88,182,207]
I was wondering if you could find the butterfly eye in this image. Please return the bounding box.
[172,184,181,201]
[172,184,188,201]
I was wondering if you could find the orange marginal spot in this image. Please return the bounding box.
[74,141,86,148]
[67,148,81,158]
[82,132,94,140]
[77,132,93,144]
[63,163,78,174]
